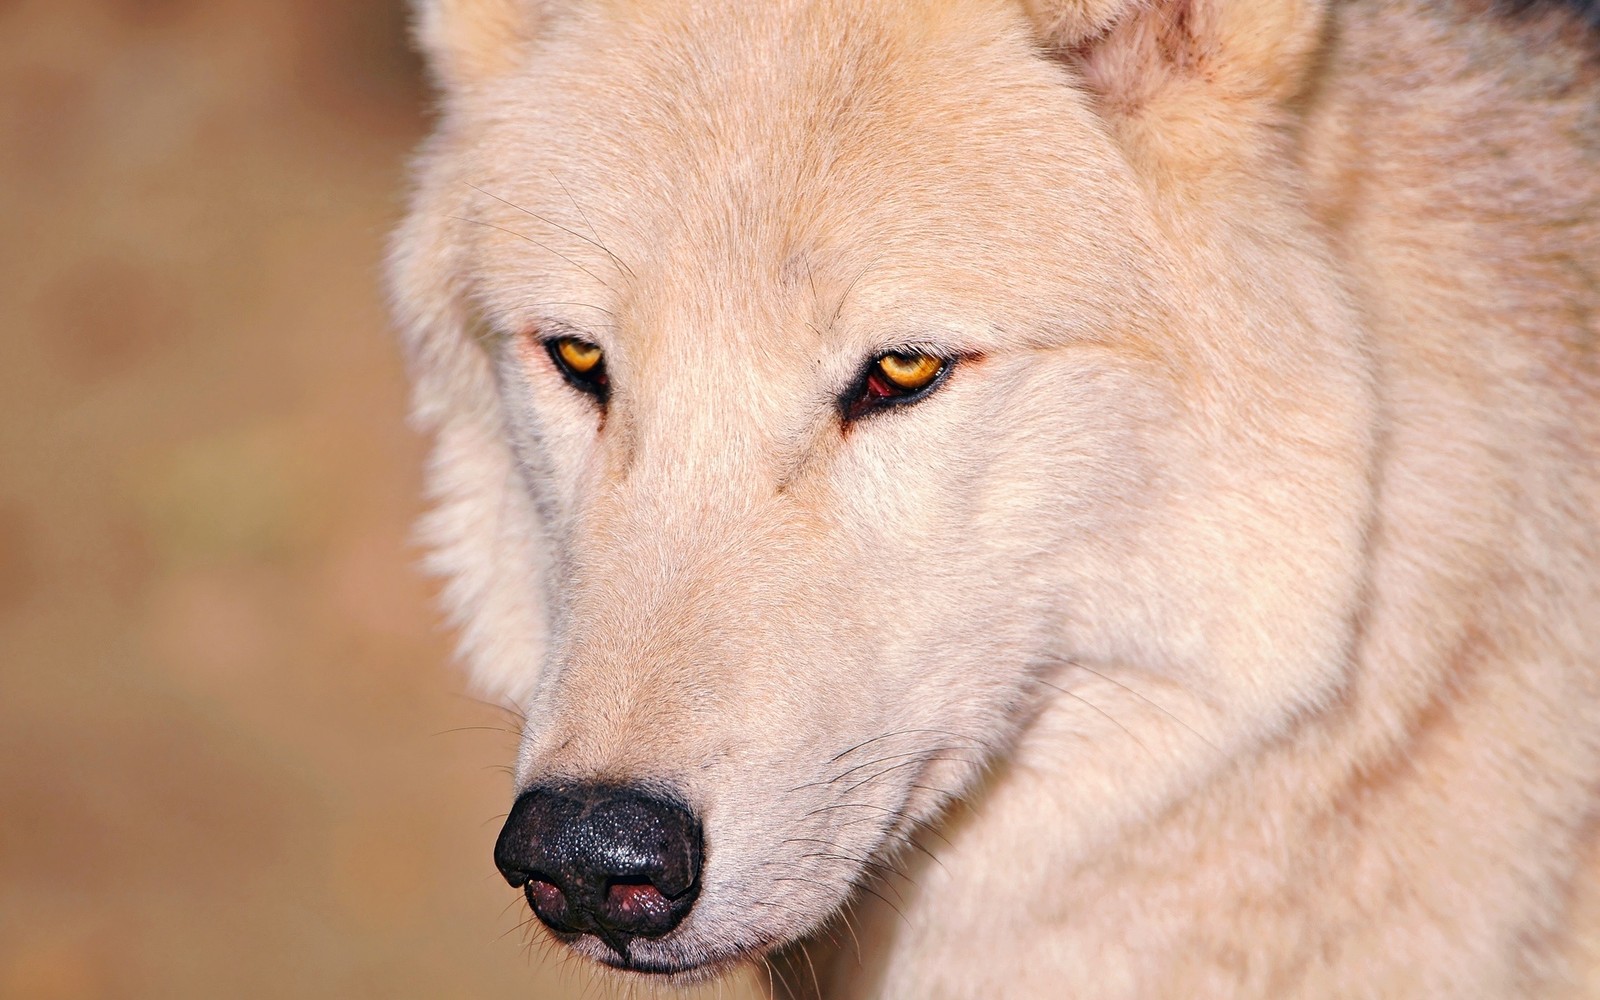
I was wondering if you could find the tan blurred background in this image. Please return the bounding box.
[0,2,757,996]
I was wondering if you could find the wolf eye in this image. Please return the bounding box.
[878,352,944,390]
[546,335,608,401]
[844,350,952,421]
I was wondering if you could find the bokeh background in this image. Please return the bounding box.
[0,2,758,996]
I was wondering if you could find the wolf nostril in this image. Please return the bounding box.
[604,879,674,928]
[493,783,703,955]
[525,879,575,931]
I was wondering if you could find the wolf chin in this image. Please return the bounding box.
[388,0,1600,996]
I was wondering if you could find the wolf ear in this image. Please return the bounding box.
[411,0,551,90]
[1024,0,1329,172]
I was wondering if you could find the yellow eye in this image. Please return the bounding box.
[844,349,953,421]
[554,336,603,374]
[545,334,609,401]
[876,352,945,392]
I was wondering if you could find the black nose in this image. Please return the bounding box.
[494,783,703,957]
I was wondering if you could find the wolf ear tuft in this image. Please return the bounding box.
[1026,0,1329,165]
[1020,0,1134,47]
[412,0,549,91]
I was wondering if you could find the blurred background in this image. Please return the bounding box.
[0,2,758,996]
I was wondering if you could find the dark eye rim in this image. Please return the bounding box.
[544,335,610,404]
[841,350,956,422]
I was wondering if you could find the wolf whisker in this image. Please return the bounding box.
[795,852,916,898]
[469,182,638,282]
[1063,662,1223,756]
[550,171,639,280]
[827,728,991,764]
[823,745,990,786]
[1029,676,1157,760]
[839,755,986,796]
[450,215,614,291]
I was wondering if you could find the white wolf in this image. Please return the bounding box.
[388,0,1600,995]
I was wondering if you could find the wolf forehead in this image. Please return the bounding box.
[431,2,1168,334]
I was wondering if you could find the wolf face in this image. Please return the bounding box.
[391,0,1389,985]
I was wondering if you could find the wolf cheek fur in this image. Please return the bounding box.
[388,0,1600,996]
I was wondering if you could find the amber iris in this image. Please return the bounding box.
[844,350,951,421]
[546,335,609,400]
[876,352,945,391]
[554,337,602,374]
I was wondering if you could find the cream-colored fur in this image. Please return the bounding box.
[388,0,1600,996]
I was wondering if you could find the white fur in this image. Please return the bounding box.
[389,0,1600,995]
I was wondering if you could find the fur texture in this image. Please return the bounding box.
[387,0,1600,996]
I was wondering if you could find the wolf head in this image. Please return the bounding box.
[390,0,1373,980]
